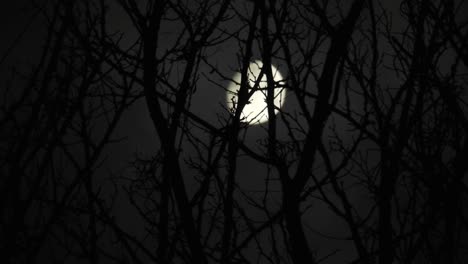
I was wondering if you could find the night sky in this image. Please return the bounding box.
[1,0,468,263]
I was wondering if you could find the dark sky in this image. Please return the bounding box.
[0,1,400,263]
[1,1,42,69]
[2,1,468,263]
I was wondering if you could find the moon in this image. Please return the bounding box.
[226,60,286,124]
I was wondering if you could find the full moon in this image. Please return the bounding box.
[226,60,286,124]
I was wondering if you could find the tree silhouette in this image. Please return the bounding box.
[1,0,467,263]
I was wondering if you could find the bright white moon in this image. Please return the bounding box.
[226,60,286,124]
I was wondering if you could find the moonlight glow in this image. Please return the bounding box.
[226,60,286,124]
